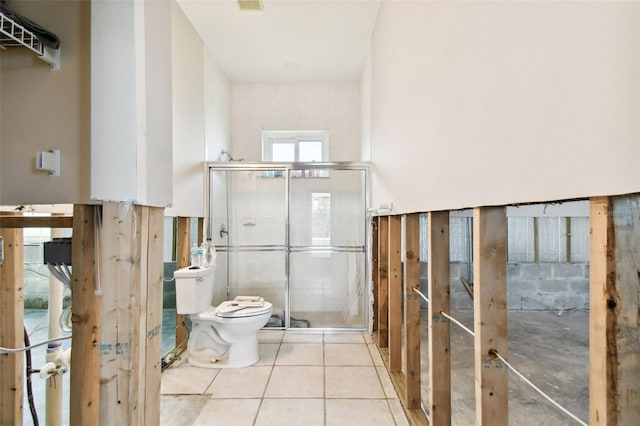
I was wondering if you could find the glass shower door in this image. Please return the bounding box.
[209,169,288,327]
[288,168,367,329]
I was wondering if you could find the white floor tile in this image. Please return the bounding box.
[388,399,411,426]
[324,333,365,344]
[325,366,385,399]
[255,343,280,366]
[368,343,384,366]
[161,365,219,395]
[264,366,324,398]
[325,343,373,366]
[255,399,324,426]
[275,343,324,365]
[283,332,323,343]
[326,399,395,426]
[376,366,398,399]
[208,366,272,398]
[192,399,260,426]
[258,330,283,343]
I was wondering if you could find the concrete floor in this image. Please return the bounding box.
[420,309,589,425]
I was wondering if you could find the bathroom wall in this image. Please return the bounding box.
[369,1,640,213]
[0,0,91,205]
[231,82,362,162]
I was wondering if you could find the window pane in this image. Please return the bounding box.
[272,142,295,162]
[299,140,323,162]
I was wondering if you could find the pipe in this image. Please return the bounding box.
[46,226,64,426]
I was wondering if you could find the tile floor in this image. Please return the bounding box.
[160,331,410,426]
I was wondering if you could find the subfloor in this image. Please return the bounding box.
[419,309,589,425]
[160,331,410,426]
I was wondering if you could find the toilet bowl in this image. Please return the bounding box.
[174,266,272,368]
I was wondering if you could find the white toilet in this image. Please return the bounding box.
[174,265,272,368]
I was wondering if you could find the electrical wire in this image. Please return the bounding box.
[59,305,73,332]
[428,304,586,426]
[492,350,588,426]
[439,311,475,337]
[0,335,71,354]
[411,288,429,304]
[24,327,39,426]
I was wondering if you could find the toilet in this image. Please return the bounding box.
[174,265,272,368]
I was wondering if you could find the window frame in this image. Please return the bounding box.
[261,130,330,162]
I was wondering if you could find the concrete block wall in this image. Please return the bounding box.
[419,261,590,311]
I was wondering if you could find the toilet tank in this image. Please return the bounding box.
[174,266,216,314]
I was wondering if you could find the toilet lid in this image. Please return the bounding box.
[213,301,273,318]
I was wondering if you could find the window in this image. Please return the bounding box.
[311,192,331,245]
[262,130,329,162]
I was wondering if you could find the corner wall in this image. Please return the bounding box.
[370,1,640,213]
[0,0,91,205]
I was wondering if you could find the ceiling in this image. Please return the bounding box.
[177,0,381,82]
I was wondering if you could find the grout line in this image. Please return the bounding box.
[252,341,280,426]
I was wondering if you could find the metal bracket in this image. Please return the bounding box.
[0,236,3,266]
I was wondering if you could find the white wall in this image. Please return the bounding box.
[0,0,91,205]
[91,0,173,207]
[167,4,231,217]
[204,50,231,162]
[166,1,205,217]
[370,1,640,214]
[360,54,372,162]
[231,82,361,161]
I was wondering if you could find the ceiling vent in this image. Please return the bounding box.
[237,0,263,11]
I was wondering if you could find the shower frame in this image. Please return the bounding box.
[205,161,370,331]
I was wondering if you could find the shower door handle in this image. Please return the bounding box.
[219,224,228,238]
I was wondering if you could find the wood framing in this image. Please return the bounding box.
[377,216,390,348]
[372,218,379,332]
[473,207,508,426]
[0,212,24,425]
[388,215,402,372]
[0,215,72,229]
[99,203,164,425]
[590,195,640,425]
[70,205,101,426]
[175,217,191,351]
[428,211,452,425]
[403,213,421,409]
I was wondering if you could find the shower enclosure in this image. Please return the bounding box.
[207,162,368,330]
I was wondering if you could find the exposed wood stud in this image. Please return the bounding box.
[473,207,508,426]
[0,212,24,424]
[175,217,191,352]
[388,215,402,372]
[428,211,451,425]
[0,215,73,229]
[377,216,389,348]
[404,213,421,409]
[590,195,640,425]
[70,205,101,426]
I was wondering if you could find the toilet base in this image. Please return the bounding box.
[188,334,260,369]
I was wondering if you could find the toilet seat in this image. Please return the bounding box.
[214,301,273,318]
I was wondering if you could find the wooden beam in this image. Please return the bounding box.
[144,207,164,425]
[99,203,164,424]
[404,213,421,409]
[175,217,191,351]
[428,211,452,425]
[590,195,640,425]
[0,212,24,425]
[372,218,379,333]
[0,215,73,228]
[473,207,508,426]
[70,205,101,426]
[388,215,402,372]
[198,217,205,246]
[377,216,389,348]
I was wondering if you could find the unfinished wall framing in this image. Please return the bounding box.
[371,192,640,425]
